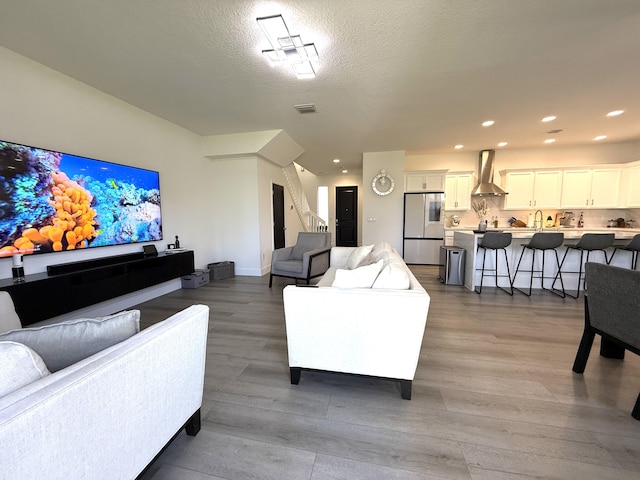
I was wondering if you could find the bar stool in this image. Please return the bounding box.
[608,234,640,270]
[552,233,614,298]
[475,232,513,295]
[512,232,565,297]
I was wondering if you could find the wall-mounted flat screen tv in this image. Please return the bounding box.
[0,139,162,257]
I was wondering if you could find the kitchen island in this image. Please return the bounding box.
[453,228,640,293]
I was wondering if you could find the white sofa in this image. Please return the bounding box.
[283,242,430,399]
[0,304,209,480]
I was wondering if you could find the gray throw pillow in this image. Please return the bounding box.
[0,310,140,372]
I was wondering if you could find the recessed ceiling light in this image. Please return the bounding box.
[497,142,508,147]
[333,159,340,163]
[454,144,464,149]
[593,135,607,141]
[544,139,556,144]
[341,169,348,174]
[606,110,624,117]
[542,116,557,122]
[482,120,495,127]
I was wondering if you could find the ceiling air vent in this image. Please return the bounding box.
[294,103,316,113]
[546,129,564,134]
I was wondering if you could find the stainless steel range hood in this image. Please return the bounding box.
[470,149,508,196]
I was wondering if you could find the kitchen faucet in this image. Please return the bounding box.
[534,210,544,232]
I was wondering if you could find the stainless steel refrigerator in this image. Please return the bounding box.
[403,192,445,264]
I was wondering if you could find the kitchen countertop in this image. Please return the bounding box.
[452,227,638,291]
[449,227,640,240]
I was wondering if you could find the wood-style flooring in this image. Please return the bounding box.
[138,266,640,480]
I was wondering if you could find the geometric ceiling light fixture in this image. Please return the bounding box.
[257,14,318,79]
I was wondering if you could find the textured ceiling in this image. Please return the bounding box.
[1,0,639,174]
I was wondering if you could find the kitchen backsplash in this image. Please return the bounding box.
[444,196,640,229]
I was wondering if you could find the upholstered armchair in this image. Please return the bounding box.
[573,262,640,419]
[269,232,331,287]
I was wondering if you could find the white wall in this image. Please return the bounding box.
[206,156,262,275]
[0,46,225,284]
[315,172,363,246]
[257,158,302,274]
[362,151,406,252]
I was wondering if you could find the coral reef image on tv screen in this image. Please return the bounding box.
[0,139,162,257]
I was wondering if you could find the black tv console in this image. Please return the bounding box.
[0,250,194,327]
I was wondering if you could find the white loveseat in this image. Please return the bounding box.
[0,304,209,480]
[283,242,430,399]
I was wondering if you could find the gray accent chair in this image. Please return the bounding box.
[573,262,640,420]
[269,232,331,287]
[608,233,640,270]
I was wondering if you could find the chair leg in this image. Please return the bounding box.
[552,246,569,297]
[633,392,640,420]
[573,296,595,373]
[499,247,513,295]
[562,249,584,299]
[600,337,626,359]
[512,247,530,296]
[572,328,595,373]
[474,247,486,294]
[548,249,565,297]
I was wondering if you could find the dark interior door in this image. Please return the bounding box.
[336,186,358,246]
[272,184,285,249]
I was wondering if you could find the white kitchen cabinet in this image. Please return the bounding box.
[624,163,640,207]
[405,170,446,192]
[444,172,473,210]
[501,170,562,210]
[561,168,621,209]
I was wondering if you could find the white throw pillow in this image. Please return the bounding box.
[372,262,411,289]
[0,310,140,372]
[346,244,374,270]
[0,341,50,398]
[0,291,21,334]
[332,259,384,288]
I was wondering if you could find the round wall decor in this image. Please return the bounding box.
[371,170,395,196]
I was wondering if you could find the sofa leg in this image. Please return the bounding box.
[269,274,273,288]
[400,380,412,400]
[290,367,301,385]
[185,409,201,436]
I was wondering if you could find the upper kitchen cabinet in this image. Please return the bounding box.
[444,172,473,210]
[621,161,640,207]
[561,168,621,209]
[500,170,562,210]
[404,170,447,192]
